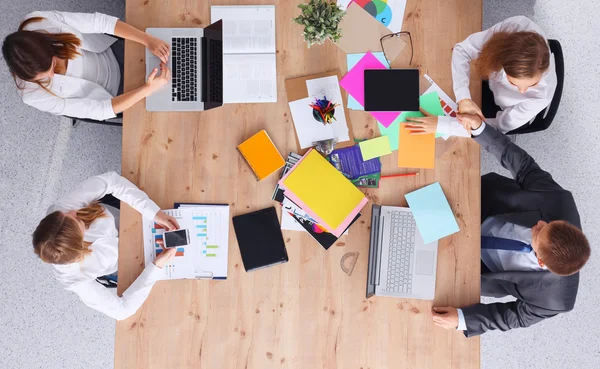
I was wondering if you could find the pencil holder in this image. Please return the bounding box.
[310,96,338,125]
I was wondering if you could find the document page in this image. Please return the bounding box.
[211,5,276,54]
[223,53,277,103]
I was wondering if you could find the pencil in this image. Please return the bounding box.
[380,172,419,179]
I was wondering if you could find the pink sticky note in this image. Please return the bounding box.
[340,52,401,128]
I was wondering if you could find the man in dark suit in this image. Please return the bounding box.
[431,114,591,337]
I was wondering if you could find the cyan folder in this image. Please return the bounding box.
[404,182,459,244]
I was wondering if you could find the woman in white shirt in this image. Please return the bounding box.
[32,172,178,320]
[2,11,171,121]
[404,16,557,136]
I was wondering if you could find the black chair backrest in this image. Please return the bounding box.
[507,39,564,134]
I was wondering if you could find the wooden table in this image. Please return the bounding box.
[117,1,482,368]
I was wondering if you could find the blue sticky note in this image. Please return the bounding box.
[404,182,460,244]
[346,52,389,111]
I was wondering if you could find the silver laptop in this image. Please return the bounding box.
[145,21,223,112]
[366,205,438,300]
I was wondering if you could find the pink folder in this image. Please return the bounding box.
[340,52,401,128]
[277,149,368,237]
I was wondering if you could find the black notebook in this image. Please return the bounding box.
[232,207,289,272]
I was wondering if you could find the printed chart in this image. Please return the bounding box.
[143,206,230,280]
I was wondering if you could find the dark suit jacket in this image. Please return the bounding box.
[462,124,582,337]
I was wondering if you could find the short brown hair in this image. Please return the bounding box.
[539,221,591,276]
[474,31,550,79]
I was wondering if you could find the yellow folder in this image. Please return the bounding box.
[281,149,366,233]
[237,130,285,181]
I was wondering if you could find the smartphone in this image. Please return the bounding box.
[163,229,190,248]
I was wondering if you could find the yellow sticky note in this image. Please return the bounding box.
[398,123,435,169]
[359,136,392,160]
[282,150,365,230]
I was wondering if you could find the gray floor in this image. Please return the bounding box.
[0,1,598,368]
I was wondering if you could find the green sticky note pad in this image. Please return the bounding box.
[359,136,392,161]
[420,91,445,116]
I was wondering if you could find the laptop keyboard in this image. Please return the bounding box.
[384,211,416,294]
[171,37,197,102]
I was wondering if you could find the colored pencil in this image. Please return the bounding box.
[380,172,419,179]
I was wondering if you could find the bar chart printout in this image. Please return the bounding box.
[143,205,230,279]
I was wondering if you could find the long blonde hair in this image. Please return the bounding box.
[32,202,107,264]
[474,31,550,79]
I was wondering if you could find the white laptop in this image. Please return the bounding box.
[367,205,438,300]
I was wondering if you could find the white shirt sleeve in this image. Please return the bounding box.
[485,97,551,133]
[49,171,160,220]
[456,308,467,331]
[452,16,545,102]
[21,88,115,120]
[69,263,163,320]
[471,122,487,136]
[436,116,471,137]
[26,11,118,35]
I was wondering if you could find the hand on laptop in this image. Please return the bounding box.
[432,306,459,329]
[405,108,438,135]
[145,34,170,63]
[146,63,171,93]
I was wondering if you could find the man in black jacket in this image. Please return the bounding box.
[431,114,591,337]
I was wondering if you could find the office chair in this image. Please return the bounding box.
[69,114,123,127]
[482,39,564,135]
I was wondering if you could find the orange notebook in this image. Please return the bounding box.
[237,130,285,181]
[398,123,435,169]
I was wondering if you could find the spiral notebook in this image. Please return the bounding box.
[237,130,285,181]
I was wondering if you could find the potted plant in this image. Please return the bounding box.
[293,0,345,48]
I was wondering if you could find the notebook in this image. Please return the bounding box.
[278,149,368,237]
[211,5,277,103]
[232,207,289,271]
[237,130,285,181]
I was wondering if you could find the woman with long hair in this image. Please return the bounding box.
[2,11,171,121]
[452,16,557,133]
[402,16,557,137]
[32,172,178,320]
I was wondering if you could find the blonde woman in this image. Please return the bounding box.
[32,172,178,320]
[2,11,170,120]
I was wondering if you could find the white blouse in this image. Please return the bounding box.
[451,16,557,133]
[66,47,121,97]
[18,11,121,120]
[47,172,162,320]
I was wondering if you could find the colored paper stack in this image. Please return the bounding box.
[276,149,368,248]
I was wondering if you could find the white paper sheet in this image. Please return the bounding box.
[143,206,230,279]
[304,76,350,143]
[211,5,276,54]
[223,54,277,103]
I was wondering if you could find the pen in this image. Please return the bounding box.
[380,172,419,179]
